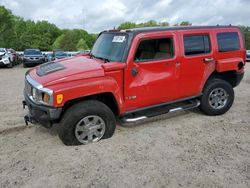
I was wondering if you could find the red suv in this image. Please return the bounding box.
[23,26,246,145]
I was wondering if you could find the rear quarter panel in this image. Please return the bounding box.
[213,27,246,73]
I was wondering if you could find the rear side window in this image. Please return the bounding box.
[184,35,211,56]
[217,32,240,52]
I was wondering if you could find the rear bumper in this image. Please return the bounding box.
[23,93,62,128]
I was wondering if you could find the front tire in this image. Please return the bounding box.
[58,100,116,146]
[200,79,234,116]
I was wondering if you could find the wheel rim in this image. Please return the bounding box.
[75,115,106,144]
[208,88,229,109]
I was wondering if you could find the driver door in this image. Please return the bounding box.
[124,32,181,111]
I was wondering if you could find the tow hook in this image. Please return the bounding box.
[24,115,30,126]
[22,100,27,109]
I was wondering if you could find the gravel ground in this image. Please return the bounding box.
[0,64,249,188]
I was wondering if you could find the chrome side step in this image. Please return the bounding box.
[121,99,200,123]
[122,116,147,122]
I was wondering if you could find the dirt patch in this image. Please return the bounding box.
[0,64,249,188]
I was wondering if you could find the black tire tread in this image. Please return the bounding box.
[200,78,234,116]
[58,100,116,146]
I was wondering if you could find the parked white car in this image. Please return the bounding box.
[0,48,13,68]
[246,50,250,62]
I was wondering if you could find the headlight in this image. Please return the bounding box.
[30,87,53,106]
[31,88,38,100]
[42,92,50,104]
[26,75,53,106]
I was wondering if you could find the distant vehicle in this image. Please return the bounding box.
[7,49,14,63]
[73,50,91,57]
[247,50,250,62]
[0,48,13,68]
[23,49,45,68]
[52,50,69,60]
[7,49,20,65]
[45,53,53,62]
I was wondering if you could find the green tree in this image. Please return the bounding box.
[180,21,192,26]
[52,29,96,51]
[139,20,158,27]
[0,6,15,48]
[117,20,170,30]
[60,30,82,51]
[118,22,137,30]
[76,39,89,50]
[174,21,192,26]
[239,26,250,49]
[1,4,249,51]
[52,34,65,50]
[160,22,170,27]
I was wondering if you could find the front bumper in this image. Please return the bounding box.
[23,59,45,66]
[23,93,62,128]
[0,58,10,66]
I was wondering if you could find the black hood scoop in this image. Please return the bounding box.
[37,62,65,76]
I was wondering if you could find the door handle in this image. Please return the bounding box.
[131,68,138,76]
[203,58,215,63]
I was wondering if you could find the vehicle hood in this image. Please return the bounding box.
[28,56,105,87]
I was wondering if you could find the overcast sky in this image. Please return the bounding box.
[0,0,249,33]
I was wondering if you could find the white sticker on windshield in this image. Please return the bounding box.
[112,36,126,43]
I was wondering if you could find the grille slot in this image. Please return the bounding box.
[36,62,65,76]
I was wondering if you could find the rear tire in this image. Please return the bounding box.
[58,100,116,146]
[200,79,234,116]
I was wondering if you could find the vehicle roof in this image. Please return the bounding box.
[105,25,240,34]
[24,49,41,51]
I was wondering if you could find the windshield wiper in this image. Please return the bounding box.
[90,54,110,63]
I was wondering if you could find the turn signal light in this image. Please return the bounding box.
[56,94,63,104]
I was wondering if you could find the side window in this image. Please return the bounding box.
[217,32,240,52]
[184,35,211,56]
[134,38,174,62]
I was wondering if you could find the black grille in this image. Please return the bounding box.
[36,62,65,76]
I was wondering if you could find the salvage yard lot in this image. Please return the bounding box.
[0,64,250,188]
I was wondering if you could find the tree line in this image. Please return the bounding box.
[117,20,250,49]
[0,5,250,51]
[0,5,96,51]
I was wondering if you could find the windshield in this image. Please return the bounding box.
[55,51,67,56]
[0,48,6,53]
[91,33,128,62]
[24,49,42,55]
